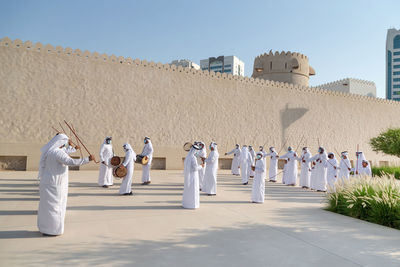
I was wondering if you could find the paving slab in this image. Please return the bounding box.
[0,170,399,267]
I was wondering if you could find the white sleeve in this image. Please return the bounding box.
[99,144,106,162]
[226,149,235,155]
[56,150,89,166]
[123,151,132,166]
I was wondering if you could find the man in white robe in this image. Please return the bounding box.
[296,147,312,188]
[265,147,279,182]
[327,153,338,192]
[251,152,266,203]
[119,143,136,195]
[309,159,317,190]
[359,160,372,176]
[308,147,328,192]
[239,145,252,185]
[338,151,351,183]
[140,137,153,185]
[279,146,298,186]
[196,141,207,190]
[225,144,241,175]
[182,144,203,209]
[37,134,94,236]
[98,137,113,188]
[354,151,368,177]
[203,142,219,196]
[248,146,256,178]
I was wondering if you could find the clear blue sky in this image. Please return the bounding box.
[0,0,399,98]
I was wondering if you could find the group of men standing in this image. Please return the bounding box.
[226,144,372,193]
[182,141,219,209]
[97,136,154,195]
[37,134,153,236]
[36,132,374,236]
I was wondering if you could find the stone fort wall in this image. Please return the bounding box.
[1,37,400,171]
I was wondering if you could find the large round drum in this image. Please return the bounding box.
[110,156,121,166]
[113,165,127,178]
[135,155,149,165]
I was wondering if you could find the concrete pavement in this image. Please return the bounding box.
[0,170,399,266]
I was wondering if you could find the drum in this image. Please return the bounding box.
[135,155,149,165]
[110,156,121,166]
[113,165,127,178]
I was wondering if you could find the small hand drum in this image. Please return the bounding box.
[110,156,121,167]
[183,142,192,152]
[113,165,127,178]
[135,155,149,165]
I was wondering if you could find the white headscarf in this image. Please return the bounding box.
[210,142,219,157]
[38,134,69,179]
[103,136,112,144]
[123,143,133,151]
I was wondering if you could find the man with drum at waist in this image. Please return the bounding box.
[139,137,153,185]
[98,137,113,188]
[119,143,136,195]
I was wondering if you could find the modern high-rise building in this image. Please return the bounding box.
[200,56,244,76]
[386,28,400,101]
[169,59,200,70]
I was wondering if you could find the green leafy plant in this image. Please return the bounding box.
[372,166,400,180]
[326,176,400,230]
[370,128,400,158]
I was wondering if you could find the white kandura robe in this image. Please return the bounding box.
[266,151,279,181]
[251,159,266,203]
[354,152,368,177]
[119,147,136,194]
[203,149,219,195]
[282,162,288,184]
[182,148,202,209]
[226,148,241,175]
[309,153,328,191]
[248,149,256,177]
[240,148,252,184]
[38,148,89,235]
[141,141,153,183]
[338,157,351,182]
[297,151,312,187]
[327,158,338,192]
[197,148,207,189]
[309,162,317,190]
[98,142,113,186]
[280,151,298,185]
[359,165,372,176]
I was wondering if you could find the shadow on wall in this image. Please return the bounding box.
[280,103,308,149]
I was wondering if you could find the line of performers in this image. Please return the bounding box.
[35,132,372,236]
[182,143,372,209]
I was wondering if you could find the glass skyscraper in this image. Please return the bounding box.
[386,28,400,101]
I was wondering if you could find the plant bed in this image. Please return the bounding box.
[326,176,400,230]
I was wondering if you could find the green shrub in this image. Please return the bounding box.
[372,166,400,180]
[326,176,400,230]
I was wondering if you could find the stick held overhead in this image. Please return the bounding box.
[64,120,98,163]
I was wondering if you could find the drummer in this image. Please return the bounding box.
[119,143,136,195]
[139,137,153,185]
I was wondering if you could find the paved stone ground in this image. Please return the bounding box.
[0,170,399,267]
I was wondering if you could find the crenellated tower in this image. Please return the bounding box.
[251,50,315,86]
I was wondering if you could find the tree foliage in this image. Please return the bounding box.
[370,128,400,158]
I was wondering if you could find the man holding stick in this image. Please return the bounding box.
[37,134,95,236]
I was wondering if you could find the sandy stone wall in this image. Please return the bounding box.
[1,37,400,171]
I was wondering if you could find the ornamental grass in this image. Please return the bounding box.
[326,176,400,230]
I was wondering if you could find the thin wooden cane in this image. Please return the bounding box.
[71,123,83,158]
[64,120,98,163]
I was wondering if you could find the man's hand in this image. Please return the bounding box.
[68,140,73,146]
[101,161,105,164]
[75,145,80,150]
[89,154,96,161]
[225,153,227,155]
[348,168,351,171]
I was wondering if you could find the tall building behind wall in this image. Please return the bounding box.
[200,56,244,76]
[386,28,400,101]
